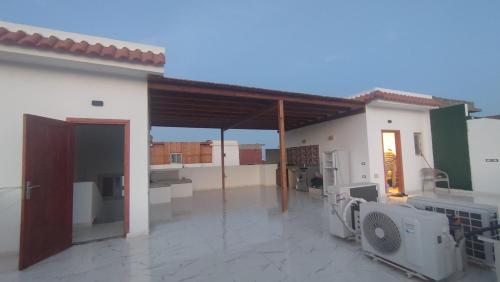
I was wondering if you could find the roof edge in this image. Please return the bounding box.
[0,21,165,67]
[149,75,365,106]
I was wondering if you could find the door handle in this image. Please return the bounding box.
[25,181,40,200]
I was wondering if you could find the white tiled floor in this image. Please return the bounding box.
[72,221,124,244]
[0,186,495,282]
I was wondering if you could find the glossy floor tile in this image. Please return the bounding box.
[73,221,124,243]
[0,186,495,282]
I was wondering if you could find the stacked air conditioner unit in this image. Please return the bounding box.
[408,196,499,267]
[327,183,378,239]
[360,202,462,281]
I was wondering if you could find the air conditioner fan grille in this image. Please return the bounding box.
[363,211,401,254]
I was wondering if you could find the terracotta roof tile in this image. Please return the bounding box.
[100,45,117,58]
[115,47,129,60]
[18,33,42,46]
[53,38,75,51]
[70,40,88,53]
[0,27,8,37]
[354,90,442,107]
[37,36,59,48]
[153,53,165,65]
[85,42,102,56]
[0,26,165,67]
[141,51,155,64]
[0,30,26,43]
[129,49,143,62]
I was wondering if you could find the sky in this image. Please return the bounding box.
[1,0,499,149]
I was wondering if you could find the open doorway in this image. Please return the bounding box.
[381,130,405,195]
[18,116,130,269]
[72,123,125,243]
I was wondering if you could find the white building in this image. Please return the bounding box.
[287,88,446,197]
[211,140,240,166]
[0,21,164,266]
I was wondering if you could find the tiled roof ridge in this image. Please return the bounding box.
[0,26,165,66]
[354,90,442,107]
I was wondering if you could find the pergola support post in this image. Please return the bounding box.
[220,128,226,201]
[278,100,288,212]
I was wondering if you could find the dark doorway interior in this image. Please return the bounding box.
[72,124,125,243]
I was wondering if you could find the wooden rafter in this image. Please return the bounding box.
[223,104,276,131]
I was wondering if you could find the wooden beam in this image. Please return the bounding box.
[151,120,278,130]
[287,108,366,130]
[220,128,226,201]
[278,100,288,212]
[150,93,270,108]
[151,93,351,115]
[151,111,245,119]
[223,104,276,131]
[148,81,364,108]
[150,104,257,115]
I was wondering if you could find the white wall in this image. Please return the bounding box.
[178,164,277,191]
[365,105,434,196]
[467,118,500,195]
[150,163,218,170]
[285,106,434,197]
[0,61,150,254]
[211,140,240,166]
[285,113,371,183]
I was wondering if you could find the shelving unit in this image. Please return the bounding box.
[322,152,335,196]
[322,150,350,195]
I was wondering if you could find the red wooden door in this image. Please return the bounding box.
[19,115,74,270]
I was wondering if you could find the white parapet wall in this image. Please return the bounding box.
[149,186,172,204]
[177,164,277,191]
[467,118,500,195]
[171,183,194,198]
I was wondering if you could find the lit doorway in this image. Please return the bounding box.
[381,130,405,195]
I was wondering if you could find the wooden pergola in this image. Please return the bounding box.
[148,75,365,211]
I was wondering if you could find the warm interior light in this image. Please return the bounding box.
[382,132,396,152]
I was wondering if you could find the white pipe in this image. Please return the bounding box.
[341,197,367,234]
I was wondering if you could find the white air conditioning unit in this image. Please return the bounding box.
[327,183,378,239]
[407,196,498,267]
[360,202,461,281]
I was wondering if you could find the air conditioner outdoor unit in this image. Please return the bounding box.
[327,183,378,239]
[360,202,462,281]
[407,196,498,267]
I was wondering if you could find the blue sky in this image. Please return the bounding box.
[2,0,499,148]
